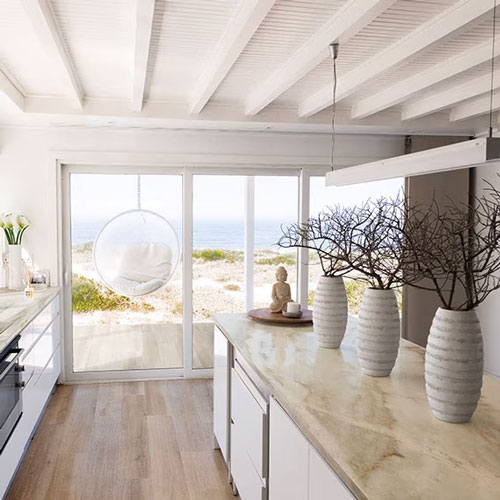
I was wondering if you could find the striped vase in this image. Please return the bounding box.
[425,308,483,423]
[357,288,400,377]
[312,276,348,348]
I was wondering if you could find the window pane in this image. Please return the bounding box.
[308,177,404,315]
[254,176,298,309]
[192,175,245,369]
[71,173,183,372]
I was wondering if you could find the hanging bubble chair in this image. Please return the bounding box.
[93,176,180,297]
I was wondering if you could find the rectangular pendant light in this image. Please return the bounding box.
[326,137,500,186]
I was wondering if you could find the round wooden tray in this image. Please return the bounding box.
[247,308,313,325]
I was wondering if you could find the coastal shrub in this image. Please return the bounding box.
[72,274,154,313]
[172,301,183,315]
[73,241,93,253]
[344,279,369,315]
[256,254,296,266]
[193,249,243,262]
[224,283,240,291]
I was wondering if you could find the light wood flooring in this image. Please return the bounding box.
[6,380,234,500]
[73,323,213,372]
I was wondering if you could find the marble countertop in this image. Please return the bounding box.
[0,288,60,352]
[213,313,500,500]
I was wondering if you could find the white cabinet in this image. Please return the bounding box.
[309,446,355,500]
[230,364,268,500]
[269,398,355,500]
[213,326,230,463]
[269,397,309,500]
[0,295,61,499]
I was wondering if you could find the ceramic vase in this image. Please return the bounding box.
[8,244,24,291]
[313,276,348,348]
[425,308,483,423]
[357,288,400,377]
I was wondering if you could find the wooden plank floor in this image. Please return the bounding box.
[6,380,234,500]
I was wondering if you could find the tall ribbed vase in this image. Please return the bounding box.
[425,308,483,423]
[313,276,348,348]
[7,244,24,291]
[357,288,400,377]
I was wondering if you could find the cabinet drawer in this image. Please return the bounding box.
[19,298,59,354]
[31,298,59,335]
[32,317,60,385]
[231,367,268,478]
[231,420,266,500]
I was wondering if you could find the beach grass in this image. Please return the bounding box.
[72,274,154,313]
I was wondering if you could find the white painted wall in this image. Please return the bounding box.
[0,126,403,289]
[474,165,500,378]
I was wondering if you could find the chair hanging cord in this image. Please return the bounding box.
[137,175,142,210]
[489,0,497,138]
[329,43,339,171]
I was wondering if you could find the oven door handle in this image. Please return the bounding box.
[0,348,25,383]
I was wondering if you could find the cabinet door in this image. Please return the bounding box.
[213,326,229,463]
[269,398,309,500]
[309,446,355,500]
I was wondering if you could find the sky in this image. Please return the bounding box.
[70,173,404,223]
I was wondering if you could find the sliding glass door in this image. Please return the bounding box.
[68,172,183,375]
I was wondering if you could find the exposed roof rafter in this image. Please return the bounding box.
[245,0,397,116]
[352,39,500,120]
[451,93,500,122]
[299,0,497,118]
[21,0,83,109]
[132,0,156,112]
[190,0,276,114]
[402,69,500,121]
[0,64,25,111]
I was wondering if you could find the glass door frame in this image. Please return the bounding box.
[60,161,326,383]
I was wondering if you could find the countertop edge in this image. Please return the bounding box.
[0,288,60,351]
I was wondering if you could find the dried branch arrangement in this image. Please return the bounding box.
[278,195,406,288]
[334,196,405,289]
[403,182,500,311]
[277,205,352,277]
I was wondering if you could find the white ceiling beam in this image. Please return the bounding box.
[190,0,276,114]
[245,0,397,116]
[402,69,500,121]
[450,93,500,122]
[0,66,24,111]
[132,0,156,112]
[299,0,496,118]
[21,0,83,108]
[20,96,478,136]
[352,39,500,119]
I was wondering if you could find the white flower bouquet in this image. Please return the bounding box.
[0,214,31,245]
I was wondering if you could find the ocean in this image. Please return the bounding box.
[71,218,295,250]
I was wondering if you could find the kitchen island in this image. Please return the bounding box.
[213,313,500,500]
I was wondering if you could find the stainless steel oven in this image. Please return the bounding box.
[0,336,24,453]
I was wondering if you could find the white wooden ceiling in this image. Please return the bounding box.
[0,0,499,134]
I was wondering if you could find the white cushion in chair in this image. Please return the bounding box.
[115,242,173,283]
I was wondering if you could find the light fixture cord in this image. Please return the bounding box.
[330,45,338,171]
[137,174,142,210]
[489,0,497,138]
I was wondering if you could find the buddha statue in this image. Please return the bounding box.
[269,266,293,313]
